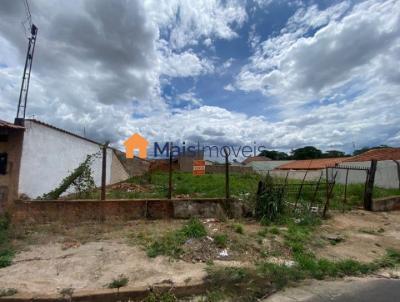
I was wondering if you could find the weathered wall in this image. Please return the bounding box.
[247,160,293,173]
[178,152,204,172]
[259,160,400,189]
[0,129,24,211]
[12,198,226,224]
[205,164,253,174]
[114,149,150,176]
[19,121,113,198]
[372,196,400,211]
[110,151,130,183]
[337,161,400,189]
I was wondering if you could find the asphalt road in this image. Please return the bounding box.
[307,279,400,302]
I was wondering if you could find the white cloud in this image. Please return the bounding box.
[235,0,400,107]
[0,0,246,143]
[144,0,247,49]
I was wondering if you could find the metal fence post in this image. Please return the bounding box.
[224,147,230,201]
[101,141,109,201]
[364,160,377,211]
[168,142,173,199]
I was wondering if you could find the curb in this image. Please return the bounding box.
[0,282,207,302]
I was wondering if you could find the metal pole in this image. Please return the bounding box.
[224,147,230,200]
[168,142,173,199]
[364,160,377,211]
[343,168,349,212]
[101,141,109,200]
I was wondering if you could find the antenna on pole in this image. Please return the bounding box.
[15,0,38,126]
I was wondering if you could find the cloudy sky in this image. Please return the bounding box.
[0,0,399,155]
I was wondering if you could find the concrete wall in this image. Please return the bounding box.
[257,160,400,189]
[205,164,253,174]
[247,160,293,173]
[114,149,150,176]
[110,151,130,184]
[337,161,400,189]
[12,198,226,224]
[18,121,114,198]
[0,129,24,211]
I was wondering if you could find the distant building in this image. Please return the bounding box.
[275,158,346,170]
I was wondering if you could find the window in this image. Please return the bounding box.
[0,153,7,175]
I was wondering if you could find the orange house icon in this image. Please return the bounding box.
[123,133,149,159]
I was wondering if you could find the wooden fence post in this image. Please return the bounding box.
[364,160,377,211]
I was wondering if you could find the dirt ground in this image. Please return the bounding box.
[1,210,400,297]
[315,210,400,262]
[0,241,207,295]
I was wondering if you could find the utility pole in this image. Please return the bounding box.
[15,1,38,126]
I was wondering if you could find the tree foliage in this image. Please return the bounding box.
[291,146,323,160]
[259,150,290,160]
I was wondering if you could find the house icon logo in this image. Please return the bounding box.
[124,133,149,159]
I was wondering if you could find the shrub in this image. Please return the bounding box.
[213,234,228,248]
[181,218,207,238]
[255,177,285,222]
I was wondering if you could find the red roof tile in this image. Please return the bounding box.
[276,158,346,170]
[0,119,25,130]
[242,156,271,164]
[343,148,400,162]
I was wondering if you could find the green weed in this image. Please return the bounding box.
[213,234,228,248]
[147,218,207,258]
[107,275,129,289]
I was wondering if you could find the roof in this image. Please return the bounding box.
[276,158,346,170]
[343,148,400,162]
[0,119,25,130]
[242,156,271,165]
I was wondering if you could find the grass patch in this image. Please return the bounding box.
[213,233,228,248]
[107,275,129,289]
[147,218,207,258]
[206,249,400,301]
[0,214,14,268]
[231,223,244,234]
[144,291,177,302]
[106,171,259,199]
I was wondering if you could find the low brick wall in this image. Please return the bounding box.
[11,198,227,224]
[372,195,400,211]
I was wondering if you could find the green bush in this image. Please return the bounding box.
[213,234,228,248]
[255,177,285,222]
[181,218,207,238]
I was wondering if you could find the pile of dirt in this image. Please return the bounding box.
[108,182,149,193]
[181,236,238,263]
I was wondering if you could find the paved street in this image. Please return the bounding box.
[265,278,400,302]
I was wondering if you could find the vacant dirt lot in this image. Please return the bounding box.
[1,210,400,298]
[315,210,400,263]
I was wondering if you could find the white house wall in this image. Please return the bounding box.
[248,160,294,173]
[19,121,113,198]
